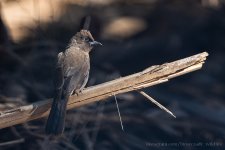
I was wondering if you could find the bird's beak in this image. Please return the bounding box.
[89,41,103,46]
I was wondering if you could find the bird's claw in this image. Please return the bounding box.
[74,89,83,96]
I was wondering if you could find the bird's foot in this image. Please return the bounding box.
[74,89,83,96]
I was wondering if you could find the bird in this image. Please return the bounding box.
[45,29,102,135]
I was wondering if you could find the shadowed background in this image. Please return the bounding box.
[0,0,224,149]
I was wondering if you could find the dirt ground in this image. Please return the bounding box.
[0,0,225,150]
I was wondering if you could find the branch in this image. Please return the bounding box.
[0,52,208,129]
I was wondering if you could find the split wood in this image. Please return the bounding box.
[0,52,208,129]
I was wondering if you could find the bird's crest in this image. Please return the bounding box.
[76,30,94,41]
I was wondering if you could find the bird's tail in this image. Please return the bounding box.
[45,93,68,135]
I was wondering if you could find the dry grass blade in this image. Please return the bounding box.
[138,91,176,118]
[114,94,124,131]
[0,139,24,146]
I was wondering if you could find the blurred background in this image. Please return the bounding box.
[0,0,225,149]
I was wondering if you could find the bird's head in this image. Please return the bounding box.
[70,30,102,52]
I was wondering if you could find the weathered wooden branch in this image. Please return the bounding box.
[0,52,208,129]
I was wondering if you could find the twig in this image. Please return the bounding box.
[0,52,208,129]
[83,16,91,30]
[114,94,124,131]
[138,91,176,118]
[0,139,24,146]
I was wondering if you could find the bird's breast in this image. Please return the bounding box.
[63,49,90,71]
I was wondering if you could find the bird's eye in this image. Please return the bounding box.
[82,37,90,42]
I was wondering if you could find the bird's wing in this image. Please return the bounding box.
[53,52,64,90]
[62,54,89,97]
